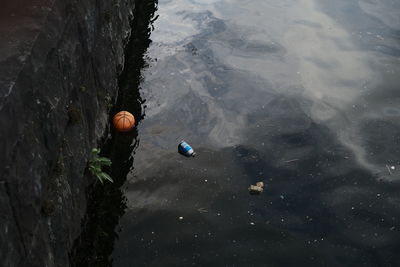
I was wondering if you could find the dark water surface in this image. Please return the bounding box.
[113,0,400,266]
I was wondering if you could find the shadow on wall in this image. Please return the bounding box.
[70,1,158,266]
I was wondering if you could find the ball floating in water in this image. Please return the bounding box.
[113,111,135,132]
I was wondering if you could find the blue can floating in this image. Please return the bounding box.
[178,141,196,157]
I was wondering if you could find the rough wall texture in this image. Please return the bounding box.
[0,0,135,266]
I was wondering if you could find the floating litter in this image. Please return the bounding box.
[178,140,196,157]
[113,111,135,132]
[248,181,265,195]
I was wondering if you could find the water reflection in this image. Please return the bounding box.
[113,0,400,265]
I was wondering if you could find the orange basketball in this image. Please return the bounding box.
[113,111,135,132]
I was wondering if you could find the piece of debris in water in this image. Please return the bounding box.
[197,207,208,213]
[256,181,264,188]
[113,111,135,132]
[386,165,393,175]
[285,158,299,163]
[178,140,196,157]
[248,181,265,195]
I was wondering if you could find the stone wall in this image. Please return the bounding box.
[0,0,136,266]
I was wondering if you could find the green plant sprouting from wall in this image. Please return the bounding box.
[88,148,113,184]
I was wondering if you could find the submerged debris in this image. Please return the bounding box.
[386,165,393,175]
[197,207,208,213]
[285,158,299,163]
